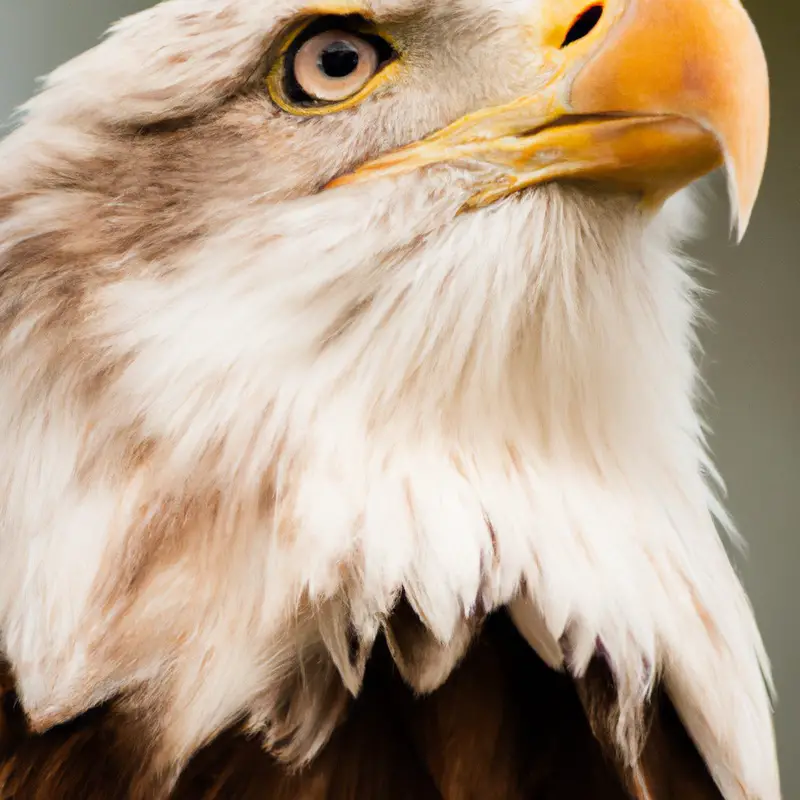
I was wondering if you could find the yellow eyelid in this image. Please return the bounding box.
[266,11,403,117]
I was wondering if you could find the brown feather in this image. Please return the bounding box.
[576,654,723,799]
[0,614,723,799]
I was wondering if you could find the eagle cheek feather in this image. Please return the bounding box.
[0,0,779,798]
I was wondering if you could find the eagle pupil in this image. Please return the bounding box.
[318,42,360,79]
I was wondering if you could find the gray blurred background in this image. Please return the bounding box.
[0,0,797,795]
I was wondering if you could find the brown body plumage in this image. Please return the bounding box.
[0,613,721,799]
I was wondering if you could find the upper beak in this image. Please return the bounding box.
[330,0,769,239]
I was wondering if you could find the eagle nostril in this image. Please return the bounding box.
[561,4,604,48]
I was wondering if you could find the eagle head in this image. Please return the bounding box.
[0,0,778,797]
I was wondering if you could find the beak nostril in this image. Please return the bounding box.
[561,4,604,48]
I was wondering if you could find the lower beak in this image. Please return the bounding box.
[330,0,769,239]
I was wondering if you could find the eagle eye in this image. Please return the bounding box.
[268,16,398,114]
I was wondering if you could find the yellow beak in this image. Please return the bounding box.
[330,0,769,238]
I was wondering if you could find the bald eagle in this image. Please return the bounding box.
[0,0,778,798]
